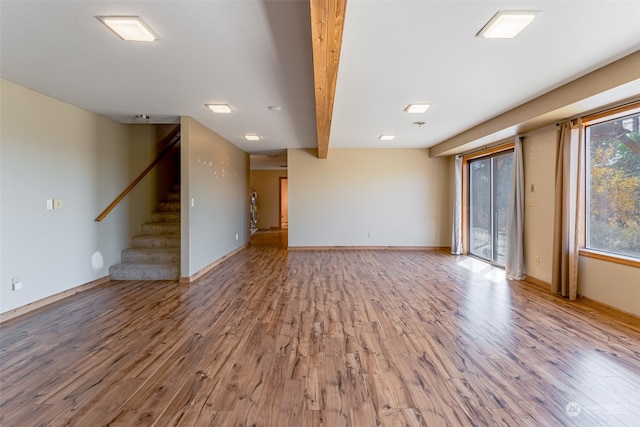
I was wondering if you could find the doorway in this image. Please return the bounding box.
[279,177,288,229]
[467,149,513,266]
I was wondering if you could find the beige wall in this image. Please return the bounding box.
[522,125,557,283]
[288,148,450,247]
[250,170,287,229]
[579,258,639,316]
[521,124,639,316]
[128,125,158,238]
[180,116,249,277]
[0,79,156,314]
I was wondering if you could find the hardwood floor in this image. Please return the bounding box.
[1,230,639,426]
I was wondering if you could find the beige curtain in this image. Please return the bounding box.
[552,120,584,300]
[505,138,524,280]
[451,156,463,255]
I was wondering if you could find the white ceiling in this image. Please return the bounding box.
[1,1,639,165]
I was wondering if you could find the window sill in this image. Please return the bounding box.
[579,249,640,269]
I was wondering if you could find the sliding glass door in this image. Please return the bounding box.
[468,150,513,266]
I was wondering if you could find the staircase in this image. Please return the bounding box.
[109,186,181,280]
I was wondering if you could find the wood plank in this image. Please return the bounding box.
[310,0,347,159]
[1,231,639,426]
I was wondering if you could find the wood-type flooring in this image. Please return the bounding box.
[1,231,639,426]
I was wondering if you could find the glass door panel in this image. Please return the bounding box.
[492,153,513,265]
[469,158,491,260]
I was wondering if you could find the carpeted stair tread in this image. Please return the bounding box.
[109,262,179,280]
[150,211,180,223]
[132,234,180,248]
[121,248,180,263]
[166,192,180,202]
[141,222,180,235]
[158,201,180,212]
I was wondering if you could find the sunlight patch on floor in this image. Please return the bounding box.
[456,257,505,283]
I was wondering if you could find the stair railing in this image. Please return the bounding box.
[95,125,181,222]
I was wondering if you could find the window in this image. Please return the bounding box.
[466,147,513,266]
[585,108,640,260]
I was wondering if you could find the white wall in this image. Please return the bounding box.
[180,116,249,277]
[0,79,156,314]
[522,124,640,316]
[288,148,450,247]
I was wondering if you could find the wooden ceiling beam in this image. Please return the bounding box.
[310,0,347,159]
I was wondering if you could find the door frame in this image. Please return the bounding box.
[279,176,288,229]
[462,142,514,258]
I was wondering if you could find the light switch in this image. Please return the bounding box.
[526,198,535,207]
[46,199,53,210]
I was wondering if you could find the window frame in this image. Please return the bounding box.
[580,101,640,268]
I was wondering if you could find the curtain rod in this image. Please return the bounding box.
[556,98,640,126]
[458,136,523,158]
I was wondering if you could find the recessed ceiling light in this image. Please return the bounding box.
[404,104,430,114]
[478,11,539,39]
[97,16,157,41]
[244,134,261,141]
[379,135,395,141]
[206,104,233,114]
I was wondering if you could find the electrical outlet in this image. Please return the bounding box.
[12,276,22,291]
[235,233,239,241]
[368,232,372,238]
[53,198,63,209]
[535,256,540,265]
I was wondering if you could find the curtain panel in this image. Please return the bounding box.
[451,156,463,255]
[505,138,524,280]
[552,120,584,300]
